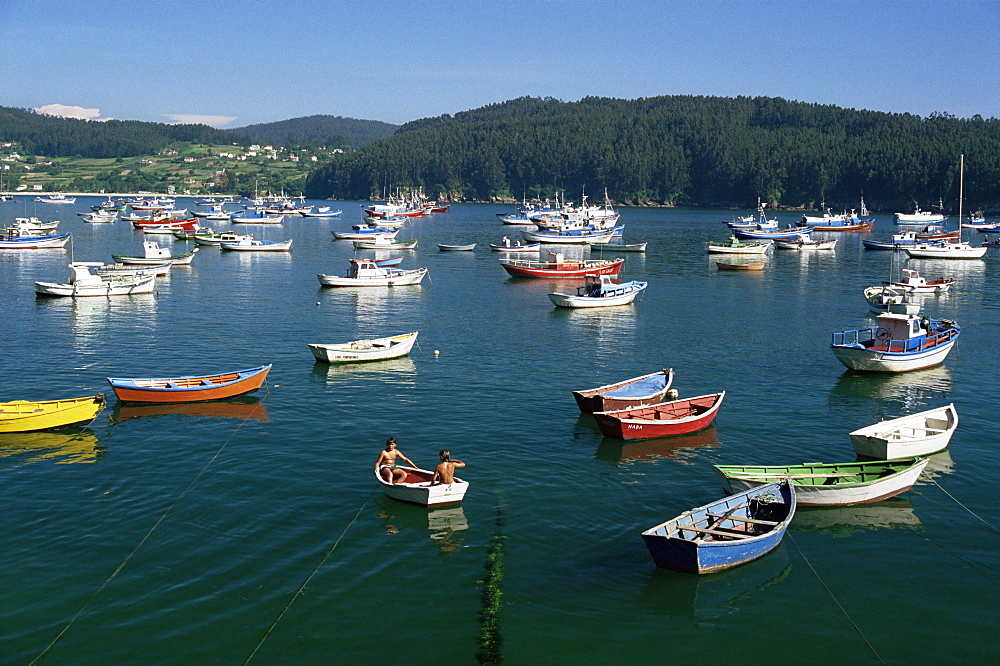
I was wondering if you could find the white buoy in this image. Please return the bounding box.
[316,301,321,306]
[434,350,440,355]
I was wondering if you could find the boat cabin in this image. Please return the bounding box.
[142,241,172,258]
[347,259,391,278]
[580,274,620,296]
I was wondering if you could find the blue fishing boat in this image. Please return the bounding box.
[830,307,960,372]
[862,231,918,251]
[641,481,796,574]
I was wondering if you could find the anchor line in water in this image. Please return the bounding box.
[928,479,998,534]
[31,391,272,666]
[787,533,886,666]
[244,500,368,665]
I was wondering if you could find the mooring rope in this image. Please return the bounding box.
[244,499,368,664]
[787,533,886,665]
[927,478,998,533]
[476,501,506,666]
[31,387,271,665]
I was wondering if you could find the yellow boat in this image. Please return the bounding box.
[0,394,106,432]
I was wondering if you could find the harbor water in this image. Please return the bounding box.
[1,199,997,663]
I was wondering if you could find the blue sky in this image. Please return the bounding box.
[2,0,997,128]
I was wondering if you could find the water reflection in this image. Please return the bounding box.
[917,449,955,481]
[594,427,720,465]
[311,356,417,383]
[111,396,269,423]
[791,499,922,535]
[374,496,469,554]
[0,428,103,465]
[318,285,424,325]
[829,366,952,415]
[639,544,791,619]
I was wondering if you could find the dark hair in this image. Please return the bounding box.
[439,449,450,462]
[386,437,396,446]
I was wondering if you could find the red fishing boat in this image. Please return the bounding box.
[131,217,198,230]
[106,365,271,403]
[499,252,624,278]
[593,392,725,440]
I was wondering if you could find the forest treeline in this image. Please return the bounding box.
[229,115,398,149]
[304,96,1000,211]
[0,106,247,158]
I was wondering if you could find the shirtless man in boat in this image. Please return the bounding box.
[375,437,416,484]
[431,449,466,485]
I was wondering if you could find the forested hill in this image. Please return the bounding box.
[304,96,1000,210]
[229,115,398,149]
[0,106,246,158]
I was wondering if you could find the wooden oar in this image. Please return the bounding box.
[707,502,746,531]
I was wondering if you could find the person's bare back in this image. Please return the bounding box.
[432,449,465,484]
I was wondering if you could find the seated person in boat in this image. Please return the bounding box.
[375,437,416,484]
[431,449,466,485]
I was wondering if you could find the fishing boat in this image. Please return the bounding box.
[192,231,254,246]
[589,241,647,252]
[131,216,197,229]
[794,219,873,232]
[714,458,930,506]
[848,404,958,459]
[490,239,541,252]
[35,194,76,204]
[368,255,404,267]
[706,237,771,255]
[641,480,795,574]
[301,207,343,218]
[106,364,272,403]
[733,225,813,240]
[95,262,171,278]
[309,331,419,363]
[81,211,118,224]
[887,269,955,293]
[230,211,284,224]
[111,241,198,266]
[437,243,476,251]
[548,274,647,308]
[353,238,418,250]
[34,262,156,297]
[333,227,400,241]
[572,369,675,413]
[716,260,765,271]
[220,238,293,252]
[317,259,428,287]
[14,217,60,233]
[375,465,469,507]
[862,231,918,251]
[0,394,105,432]
[521,225,623,245]
[773,238,838,250]
[895,205,946,224]
[830,307,960,372]
[593,392,725,440]
[905,241,987,259]
[0,231,72,249]
[915,227,959,241]
[499,253,624,278]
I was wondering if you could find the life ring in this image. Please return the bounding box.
[875,327,891,341]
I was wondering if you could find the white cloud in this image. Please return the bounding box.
[164,114,237,128]
[33,104,112,121]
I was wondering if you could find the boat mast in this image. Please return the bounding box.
[958,154,964,242]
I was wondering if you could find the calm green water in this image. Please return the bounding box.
[1,199,997,664]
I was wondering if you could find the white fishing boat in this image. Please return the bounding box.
[848,404,958,459]
[887,268,955,293]
[773,238,838,250]
[863,285,915,313]
[332,228,399,241]
[220,238,292,252]
[308,331,419,363]
[895,206,946,224]
[706,237,772,255]
[192,231,254,246]
[95,262,171,278]
[490,238,541,252]
[375,465,469,507]
[522,225,622,245]
[548,274,647,308]
[112,240,198,266]
[34,262,156,297]
[14,217,60,233]
[35,193,76,204]
[317,259,428,287]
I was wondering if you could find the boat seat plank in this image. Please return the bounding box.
[678,525,747,539]
[707,513,779,526]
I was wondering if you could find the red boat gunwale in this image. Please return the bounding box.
[594,391,725,440]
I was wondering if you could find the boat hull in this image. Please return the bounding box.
[376,466,468,507]
[548,282,646,308]
[499,258,624,278]
[106,365,271,403]
[573,369,674,413]
[317,268,427,287]
[715,459,929,506]
[309,332,418,363]
[641,481,795,574]
[830,340,955,372]
[594,392,725,440]
[34,275,156,297]
[848,404,958,458]
[0,394,105,432]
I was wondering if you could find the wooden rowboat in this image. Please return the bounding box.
[0,394,105,432]
[573,369,675,413]
[309,332,418,363]
[641,480,795,573]
[437,243,476,251]
[716,260,765,271]
[848,404,958,459]
[593,392,725,440]
[375,465,469,507]
[714,458,929,506]
[106,365,271,403]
